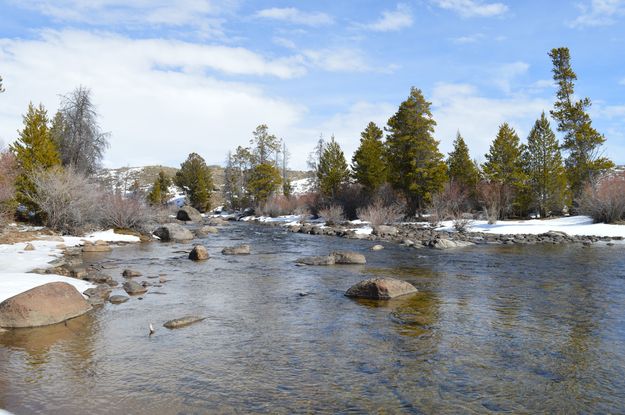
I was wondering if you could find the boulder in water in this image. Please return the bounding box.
[222,244,250,255]
[153,223,194,242]
[345,277,417,300]
[331,251,366,264]
[189,245,209,261]
[177,206,203,222]
[163,315,206,329]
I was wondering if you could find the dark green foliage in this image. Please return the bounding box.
[147,170,172,206]
[248,162,281,205]
[385,87,447,216]
[352,122,387,193]
[250,124,281,165]
[524,112,569,217]
[317,136,349,200]
[482,123,528,218]
[549,47,613,199]
[10,103,61,214]
[174,153,214,212]
[447,131,480,206]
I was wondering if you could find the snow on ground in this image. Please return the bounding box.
[436,215,625,238]
[290,177,314,195]
[0,229,141,303]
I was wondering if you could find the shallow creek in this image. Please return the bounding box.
[2,223,625,414]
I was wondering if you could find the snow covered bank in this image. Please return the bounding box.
[0,229,141,304]
[435,216,625,238]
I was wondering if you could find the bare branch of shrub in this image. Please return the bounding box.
[318,205,345,225]
[579,173,625,223]
[100,192,155,232]
[356,199,403,227]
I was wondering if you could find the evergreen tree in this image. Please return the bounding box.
[482,123,527,218]
[351,121,387,193]
[524,112,569,218]
[250,124,281,165]
[174,153,213,212]
[317,135,349,200]
[248,162,281,205]
[549,47,613,199]
[10,103,61,213]
[147,170,172,206]
[385,87,447,216]
[307,135,325,190]
[447,131,480,194]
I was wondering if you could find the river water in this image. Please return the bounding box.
[1,223,625,414]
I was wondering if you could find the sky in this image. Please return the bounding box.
[0,0,624,170]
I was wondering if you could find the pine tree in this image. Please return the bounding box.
[10,103,61,214]
[248,162,281,205]
[307,135,325,191]
[174,153,213,212]
[524,112,569,218]
[250,124,281,165]
[447,131,480,194]
[482,123,527,218]
[317,135,349,200]
[385,87,447,216]
[352,121,387,193]
[549,47,613,199]
[147,170,172,205]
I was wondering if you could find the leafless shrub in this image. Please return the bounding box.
[258,195,299,217]
[356,199,403,227]
[0,149,17,225]
[100,192,155,232]
[477,181,502,224]
[28,166,101,234]
[152,204,179,224]
[429,182,469,226]
[319,205,345,225]
[579,173,625,223]
[453,212,475,232]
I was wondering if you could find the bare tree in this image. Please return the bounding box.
[0,75,5,93]
[53,86,109,175]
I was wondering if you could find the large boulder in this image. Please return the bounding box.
[0,282,92,328]
[177,205,203,222]
[189,245,210,261]
[153,223,194,242]
[222,244,250,255]
[195,226,218,237]
[331,251,367,264]
[345,278,418,300]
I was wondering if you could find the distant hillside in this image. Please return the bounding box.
[96,165,313,207]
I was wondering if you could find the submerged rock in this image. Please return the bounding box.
[195,226,218,237]
[82,240,112,253]
[163,315,206,329]
[295,255,336,266]
[428,239,473,250]
[0,282,91,328]
[371,244,384,251]
[345,277,418,300]
[109,295,129,304]
[153,223,194,242]
[189,245,210,261]
[222,244,250,255]
[122,280,147,295]
[122,269,142,278]
[177,206,203,222]
[331,251,367,264]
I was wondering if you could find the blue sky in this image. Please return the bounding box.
[1,0,624,169]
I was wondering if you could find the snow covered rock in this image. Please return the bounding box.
[0,282,92,328]
[345,277,418,300]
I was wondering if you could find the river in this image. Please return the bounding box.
[1,223,625,414]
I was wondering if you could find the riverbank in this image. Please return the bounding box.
[0,225,141,304]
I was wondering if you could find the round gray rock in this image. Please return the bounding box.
[345,277,418,300]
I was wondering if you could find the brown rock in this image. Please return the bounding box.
[163,315,206,329]
[345,277,417,300]
[24,243,35,251]
[123,280,147,295]
[331,251,366,264]
[222,244,250,255]
[0,282,92,328]
[295,255,336,266]
[189,245,209,261]
[122,269,142,278]
[82,240,112,252]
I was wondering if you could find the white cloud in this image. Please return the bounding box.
[452,33,485,44]
[492,61,530,94]
[255,7,334,26]
[430,82,550,160]
[12,0,234,37]
[301,48,371,72]
[434,0,508,17]
[365,3,413,32]
[0,30,307,168]
[620,77,625,85]
[571,0,625,27]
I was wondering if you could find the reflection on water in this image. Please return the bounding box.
[2,224,625,414]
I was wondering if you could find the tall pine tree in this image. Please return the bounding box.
[174,153,214,212]
[482,123,527,218]
[385,87,447,216]
[351,122,386,193]
[147,170,172,206]
[524,112,569,218]
[447,131,480,192]
[317,135,349,200]
[11,103,61,214]
[549,47,613,199]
